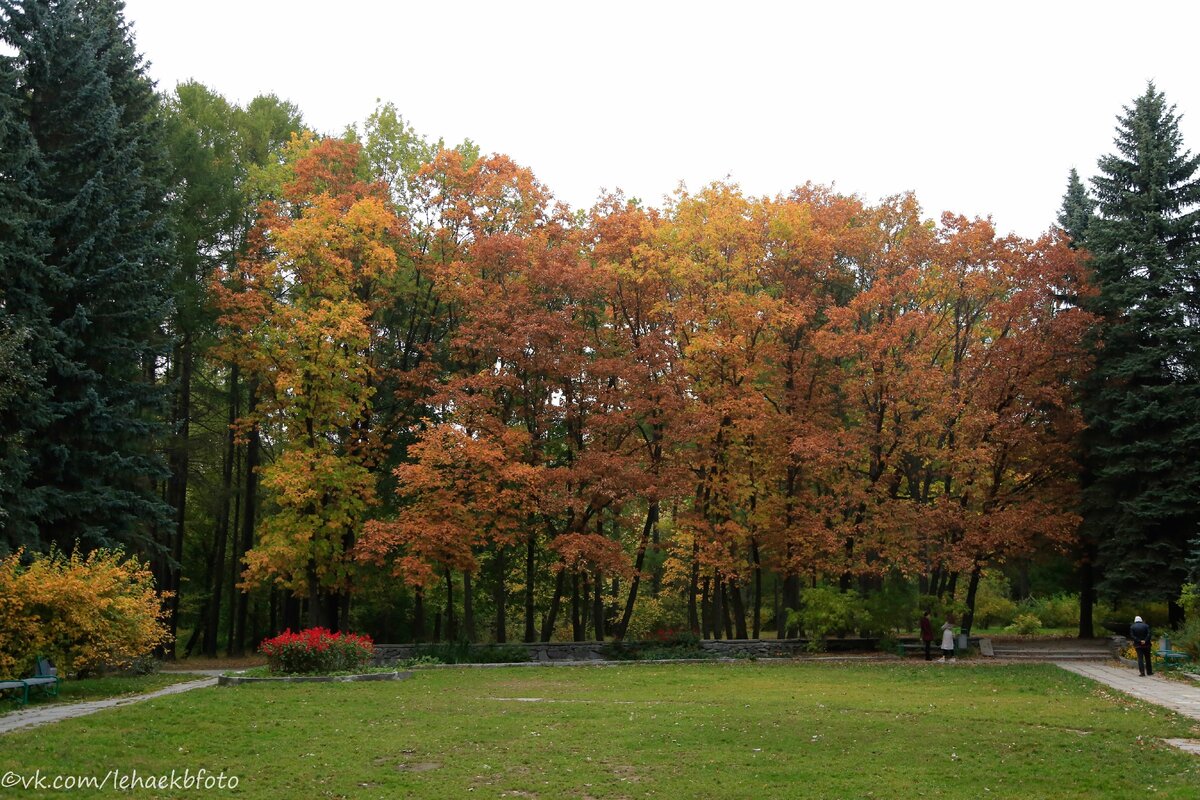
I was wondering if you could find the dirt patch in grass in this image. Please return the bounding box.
[164,655,266,671]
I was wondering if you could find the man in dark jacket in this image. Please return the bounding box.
[1130,615,1153,676]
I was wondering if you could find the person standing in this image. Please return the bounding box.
[1130,615,1153,676]
[940,616,956,662]
[919,609,934,661]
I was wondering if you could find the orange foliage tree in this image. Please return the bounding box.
[214,135,1091,643]
[214,134,407,628]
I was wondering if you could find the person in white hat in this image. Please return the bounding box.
[1130,615,1152,676]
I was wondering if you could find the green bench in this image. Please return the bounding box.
[0,679,29,705]
[0,658,61,706]
[1152,638,1190,671]
[1158,637,1191,671]
[895,640,927,656]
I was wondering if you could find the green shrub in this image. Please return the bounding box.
[1172,617,1200,660]
[1171,585,1200,659]
[1019,594,1078,628]
[409,641,531,665]
[917,594,968,627]
[863,574,918,635]
[789,586,866,652]
[620,595,689,641]
[601,630,711,661]
[972,572,1017,628]
[1006,613,1042,635]
[1094,600,1169,631]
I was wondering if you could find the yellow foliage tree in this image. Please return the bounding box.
[0,548,171,677]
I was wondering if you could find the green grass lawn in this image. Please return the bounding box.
[1,673,204,714]
[1,662,1198,798]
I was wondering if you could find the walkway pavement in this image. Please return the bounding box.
[0,677,216,736]
[1057,662,1200,721]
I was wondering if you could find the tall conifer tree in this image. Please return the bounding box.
[0,0,172,553]
[1081,84,1200,617]
[1058,168,1096,248]
[0,49,51,549]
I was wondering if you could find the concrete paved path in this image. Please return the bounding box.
[1057,662,1200,721]
[0,677,216,736]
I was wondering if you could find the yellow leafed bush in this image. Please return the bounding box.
[0,548,172,677]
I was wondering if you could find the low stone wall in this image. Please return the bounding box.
[373,638,882,664]
[218,671,412,686]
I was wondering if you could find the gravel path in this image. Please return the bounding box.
[0,677,217,736]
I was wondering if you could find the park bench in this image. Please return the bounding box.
[896,637,985,657]
[895,639,927,656]
[1,658,60,706]
[25,657,60,697]
[1158,638,1191,671]
[0,679,29,706]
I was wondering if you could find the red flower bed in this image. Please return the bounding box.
[259,627,375,674]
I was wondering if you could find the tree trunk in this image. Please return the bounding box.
[524,535,537,643]
[780,573,799,638]
[337,591,350,633]
[204,365,238,657]
[444,567,457,641]
[615,501,658,640]
[700,576,712,639]
[571,573,583,642]
[721,581,736,639]
[183,601,206,658]
[592,569,605,642]
[961,565,982,637]
[730,580,748,639]
[1078,540,1096,639]
[225,432,242,653]
[493,547,507,643]
[711,575,724,640]
[413,587,426,642]
[463,569,476,642]
[283,593,301,632]
[232,379,259,657]
[1169,599,1185,629]
[751,539,762,639]
[688,537,701,635]
[307,559,323,628]
[540,568,567,642]
[164,336,193,658]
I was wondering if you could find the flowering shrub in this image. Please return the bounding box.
[259,628,374,674]
[0,547,171,678]
[1120,644,1165,668]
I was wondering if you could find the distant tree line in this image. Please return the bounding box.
[2,1,1197,652]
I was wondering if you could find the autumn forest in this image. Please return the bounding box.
[4,1,1199,658]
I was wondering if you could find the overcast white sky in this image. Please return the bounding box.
[122,0,1200,239]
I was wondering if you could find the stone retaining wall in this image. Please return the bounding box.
[373,638,882,664]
